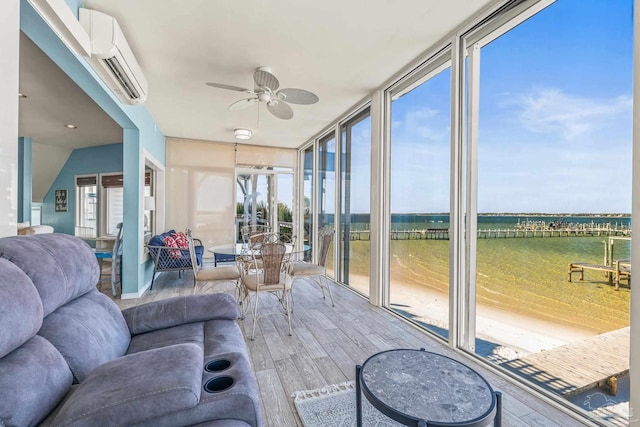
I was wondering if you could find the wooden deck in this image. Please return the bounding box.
[105,265,597,427]
[500,327,630,398]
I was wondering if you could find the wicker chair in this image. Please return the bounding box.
[241,241,293,340]
[289,226,335,307]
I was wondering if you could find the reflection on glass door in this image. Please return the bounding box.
[318,133,336,276]
[303,146,314,259]
[388,54,451,339]
[236,168,294,243]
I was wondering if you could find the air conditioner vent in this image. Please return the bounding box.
[80,8,148,105]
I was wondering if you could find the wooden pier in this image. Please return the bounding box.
[568,237,632,290]
[568,261,631,290]
[500,327,629,397]
[347,224,631,241]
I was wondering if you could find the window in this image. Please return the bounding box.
[101,174,124,235]
[462,1,632,423]
[75,175,97,238]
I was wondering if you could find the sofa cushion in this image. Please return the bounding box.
[122,293,239,336]
[0,335,73,427]
[0,234,99,316]
[127,322,204,355]
[0,258,43,358]
[52,343,203,427]
[38,289,131,383]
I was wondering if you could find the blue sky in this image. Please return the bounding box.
[389,0,633,214]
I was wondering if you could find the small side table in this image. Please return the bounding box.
[356,348,501,427]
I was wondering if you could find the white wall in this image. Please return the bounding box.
[31,142,72,202]
[0,2,20,237]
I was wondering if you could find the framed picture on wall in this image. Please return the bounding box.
[55,189,68,212]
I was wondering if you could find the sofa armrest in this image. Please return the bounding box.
[122,293,239,335]
[52,343,202,426]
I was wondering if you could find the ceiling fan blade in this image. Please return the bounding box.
[267,101,293,120]
[206,82,253,93]
[254,68,280,91]
[229,98,258,111]
[277,88,319,105]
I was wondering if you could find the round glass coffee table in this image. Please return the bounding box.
[356,348,502,427]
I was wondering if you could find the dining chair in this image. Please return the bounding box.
[188,231,243,306]
[94,222,123,297]
[289,226,335,307]
[241,241,293,340]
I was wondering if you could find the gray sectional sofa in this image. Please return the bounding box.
[0,233,262,427]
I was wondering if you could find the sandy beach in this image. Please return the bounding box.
[343,272,597,359]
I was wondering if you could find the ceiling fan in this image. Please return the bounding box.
[206,67,319,120]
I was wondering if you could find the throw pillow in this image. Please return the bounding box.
[162,235,182,258]
[173,232,189,249]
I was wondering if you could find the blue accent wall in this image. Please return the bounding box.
[21,0,165,295]
[42,144,123,235]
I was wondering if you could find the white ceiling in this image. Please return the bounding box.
[18,33,122,149]
[75,0,495,148]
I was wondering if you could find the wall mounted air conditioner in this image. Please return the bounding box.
[79,8,148,105]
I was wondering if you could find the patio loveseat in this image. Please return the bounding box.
[0,233,262,427]
[147,229,205,288]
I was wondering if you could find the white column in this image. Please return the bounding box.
[0,1,20,236]
[629,1,640,424]
[369,88,387,306]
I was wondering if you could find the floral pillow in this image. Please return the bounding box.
[173,232,189,249]
[163,235,182,258]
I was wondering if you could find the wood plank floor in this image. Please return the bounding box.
[106,267,593,427]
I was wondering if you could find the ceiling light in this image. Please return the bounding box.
[64,124,77,129]
[18,93,27,98]
[234,129,252,140]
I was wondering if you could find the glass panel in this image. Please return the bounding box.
[105,187,123,235]
[318,133,336,276]
[467,1,631,423]
[75,180,97,238]
[277,174,294,243]
[236,173,273,242]
[303,146,314,260]
[389,62,451,338]
[340,110,371,296]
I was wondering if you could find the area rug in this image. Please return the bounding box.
[293,381,402,426]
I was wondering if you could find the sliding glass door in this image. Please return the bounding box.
[338,109,371,295]
[388,52,452,339]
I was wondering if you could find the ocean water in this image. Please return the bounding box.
[342,214,631,333]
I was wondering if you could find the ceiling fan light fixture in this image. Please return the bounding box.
[234,128,252,140]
